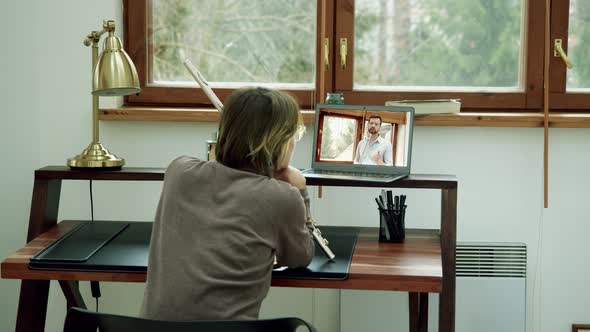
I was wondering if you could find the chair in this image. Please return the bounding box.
[63,307,318,332]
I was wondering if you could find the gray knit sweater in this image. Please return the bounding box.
[140,156,314,321]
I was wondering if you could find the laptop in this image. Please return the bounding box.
[302,104,414,183]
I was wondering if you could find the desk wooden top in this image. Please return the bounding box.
[1,221,442,293]
[34,166,457,189]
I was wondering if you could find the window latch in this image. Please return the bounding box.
[554,39,573,69]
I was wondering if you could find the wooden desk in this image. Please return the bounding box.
[1,167,457,332]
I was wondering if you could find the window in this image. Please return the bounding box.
[318,114,359,162]
[332,0,538,110]
[549,0,590,110]
[353,0,522,89]
[124,0,590,113]
[566,0,590,90]
[151,0,316,86]
[125,0,318,107]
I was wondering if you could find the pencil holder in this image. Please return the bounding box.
[379,206,406,243]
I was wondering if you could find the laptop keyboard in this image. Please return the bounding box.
[305,169,395,178]
[313,169,391,178]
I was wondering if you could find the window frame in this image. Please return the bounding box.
[548,0,590,111]
[124,0,590,114]
[123,0,322,108]
[316,112,362,163]
[331,0,545,111]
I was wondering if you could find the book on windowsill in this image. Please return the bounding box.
[385,99,461,115]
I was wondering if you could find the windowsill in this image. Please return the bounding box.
[99,107,590,128]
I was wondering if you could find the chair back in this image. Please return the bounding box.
[63,307,318,332]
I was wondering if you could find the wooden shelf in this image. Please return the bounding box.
[33,166,457,189]
[99,107,590,128]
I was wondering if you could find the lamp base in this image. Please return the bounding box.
[67,142,125,169]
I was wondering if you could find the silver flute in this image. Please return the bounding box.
[308,217,336,261]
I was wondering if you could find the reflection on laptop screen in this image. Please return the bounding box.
[310,104,414,177]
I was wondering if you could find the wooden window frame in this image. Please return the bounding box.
[331,0,546,112]
[316,112,362,163]
[572,324,590,332]
[549,0,590,111]
[123,0,326,108]
[123,0,590,114]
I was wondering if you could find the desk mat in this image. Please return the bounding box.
[272,226,358,280]
[29,221,152,273]
[29,221,358,280]
[30,222,129,262]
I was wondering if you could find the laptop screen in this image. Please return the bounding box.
[310,104,414,175]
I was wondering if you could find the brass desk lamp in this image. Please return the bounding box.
[67,20,140,169]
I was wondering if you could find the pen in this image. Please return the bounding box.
[375,197,386,211]
[399,195,406,237]
[386,191,394,210]
[376,198,390,240]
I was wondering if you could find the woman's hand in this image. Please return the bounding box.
[274,165,306,190]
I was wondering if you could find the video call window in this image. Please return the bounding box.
[315,109,410,167]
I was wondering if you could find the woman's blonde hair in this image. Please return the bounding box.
[215,87,303,177]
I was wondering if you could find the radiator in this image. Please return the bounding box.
[430,242,527,332]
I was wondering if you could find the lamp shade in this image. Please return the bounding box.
[93,33,140,96]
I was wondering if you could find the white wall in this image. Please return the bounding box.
[1,1,589,332]
[0,1,38,331]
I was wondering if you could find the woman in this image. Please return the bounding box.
[140,87,314,321]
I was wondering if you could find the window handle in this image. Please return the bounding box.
[554,39,573,69]
[340,38,348,70]
[324,38,329,71]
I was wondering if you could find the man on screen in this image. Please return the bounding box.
[353,115,393,166]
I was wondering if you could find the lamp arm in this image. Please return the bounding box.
[91,46,99,144]
[83,20,115,47]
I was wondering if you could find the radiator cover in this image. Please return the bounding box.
[429,242,527,332]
